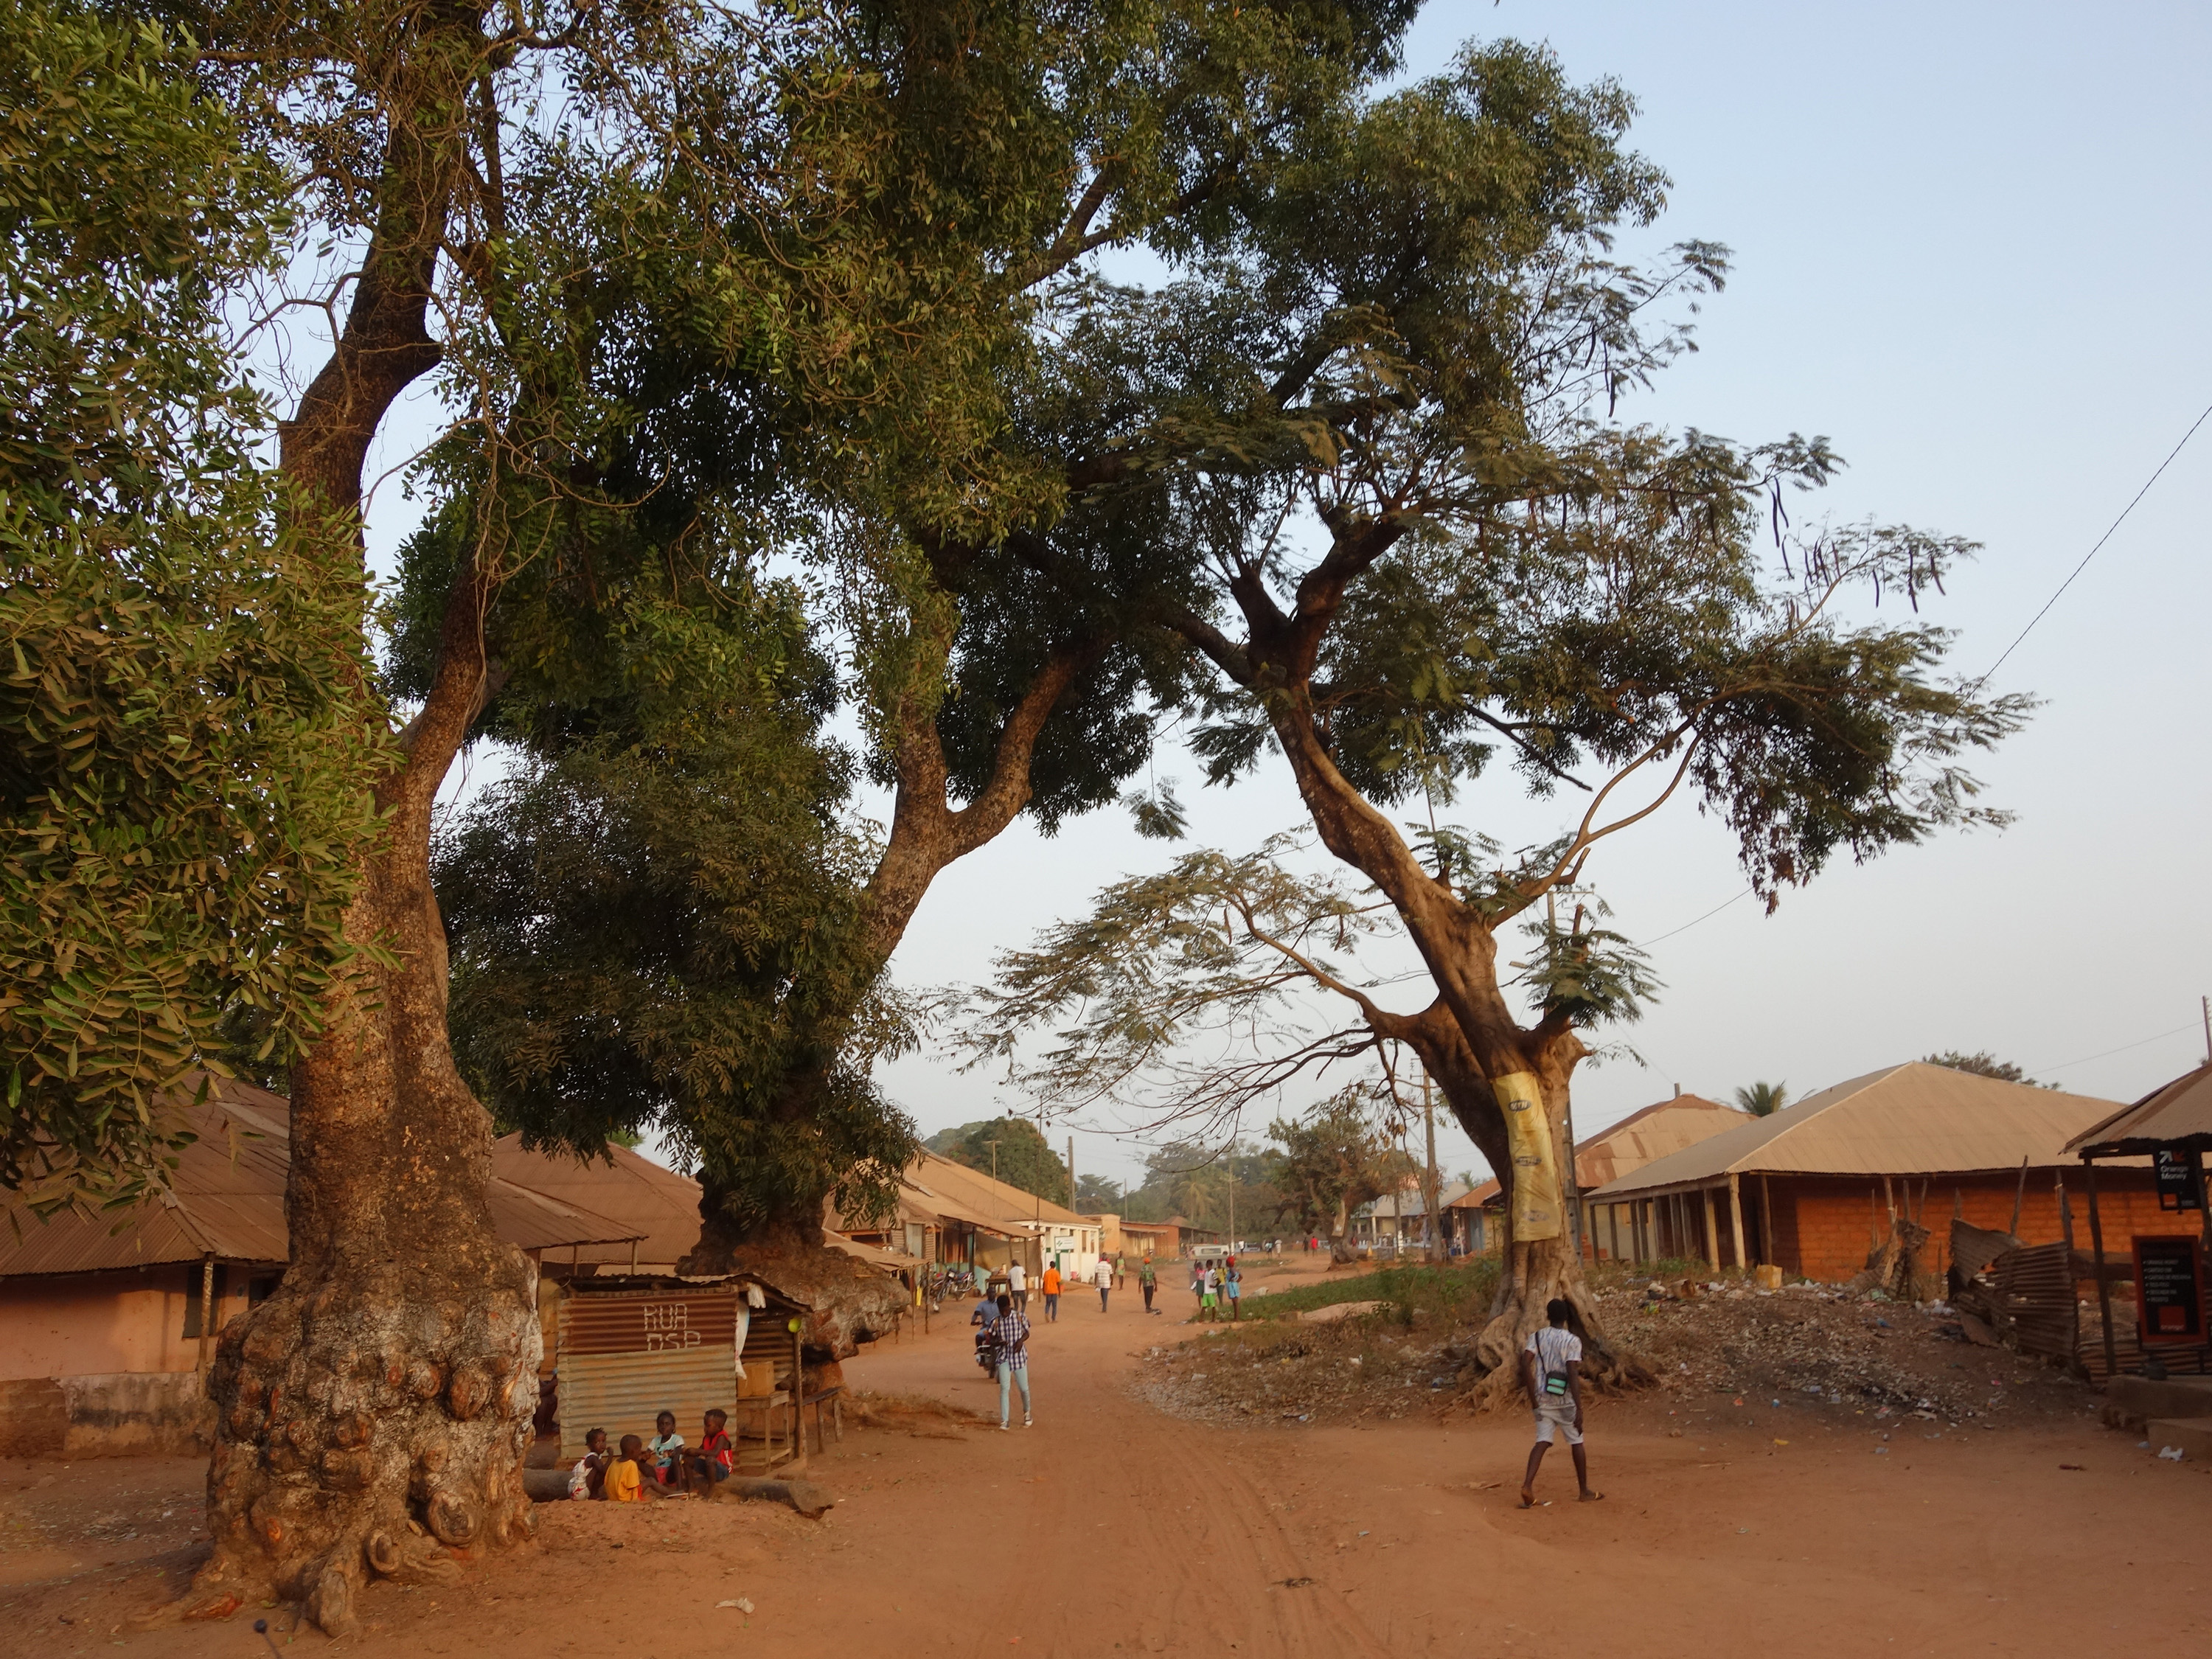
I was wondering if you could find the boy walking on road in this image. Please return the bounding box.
[1093,1255,1113,1312]
[1138,1258,1158,1314]
[1519,1298,1601,1507]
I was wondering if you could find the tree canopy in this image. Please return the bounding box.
[1923,1051,2053,1088]
[947,38,2029,1380]
[0,2,386,1211]
[931,1115,1066,1203]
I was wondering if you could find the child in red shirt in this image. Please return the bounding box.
[686,1407,734,1492]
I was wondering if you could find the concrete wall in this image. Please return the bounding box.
[0,1268,253,1458]
[0,1371,215,1458]
[0,1267,257,1380]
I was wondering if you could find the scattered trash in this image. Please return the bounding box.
[2058,1464,2084,1471]
[717,1598,756,1613]
[1874,1447,1889,1455]
[2157,1447,2185,1461]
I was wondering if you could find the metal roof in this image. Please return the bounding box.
[1587,1063,2129,1199]
[2065,1061,2212,1156]
[0,1078,643,1279]
[902,1152,1093,1235]
[1448,1093,1750,1208]
[491,1135,705,1267]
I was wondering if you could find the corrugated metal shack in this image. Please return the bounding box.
[554,1275,811,1474]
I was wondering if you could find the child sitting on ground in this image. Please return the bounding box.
[686,1408,734,1493]
[644,1411,686,1488]
[602,1434,658,1503]
[567,1427,610,1500]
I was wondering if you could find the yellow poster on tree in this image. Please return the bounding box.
[1495,1071,1562,1242]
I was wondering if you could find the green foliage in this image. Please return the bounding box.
[1234,1259,1502,1324]
[1269,1086,1394,1237]
[1921,1052,2053,1089]
[1733,1081,1789,1117]
[0,3,386,1211]
[935,1116,1067,1204]
[434,582,919,1232]
[946,835,1397,1126]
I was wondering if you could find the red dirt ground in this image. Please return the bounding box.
[3,1253,2208,1658]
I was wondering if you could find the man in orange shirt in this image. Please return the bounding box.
[1040,1262,1062,1322]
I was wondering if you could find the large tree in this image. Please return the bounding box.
[953,42,2028,1390]
[86,0,1025,1629]
[425,1,1432,1326]
[1271,1087,1398,1262]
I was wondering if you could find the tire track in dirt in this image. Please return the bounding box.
[923,1311,1391,1659]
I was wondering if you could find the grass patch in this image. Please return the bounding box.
[1241,1259,1503,1325]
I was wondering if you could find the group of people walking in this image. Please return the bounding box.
[1189,1259,1241,1320]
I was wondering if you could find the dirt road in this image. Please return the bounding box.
[4,1258,2209,1657]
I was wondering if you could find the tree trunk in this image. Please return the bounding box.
[176,863,541,1632]
[1442,1038,1651,1404]
[682,1186,909,1361]
[144,21,541,1632]
[680,644,1088,1354]
[1327,1195,1357,1265]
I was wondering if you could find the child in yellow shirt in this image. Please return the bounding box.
[602,1434,653,1502]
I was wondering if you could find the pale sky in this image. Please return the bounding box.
[372,4,2212,1190]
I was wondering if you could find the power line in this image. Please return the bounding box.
[1969,400,2212,691]
[1641,886,1754,946]
[2031,1020,2199,1077]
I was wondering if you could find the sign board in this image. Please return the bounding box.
[2132,1235,2207,1345]
[562,1291,741,1356]
[2152,1147,2206,1213]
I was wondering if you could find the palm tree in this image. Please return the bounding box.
[1734,1081,1790,1117]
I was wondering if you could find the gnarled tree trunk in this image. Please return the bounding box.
[148,18,543,1630]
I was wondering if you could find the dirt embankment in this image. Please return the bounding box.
[1142,1269,2102,1433]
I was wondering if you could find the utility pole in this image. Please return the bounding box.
[1068,1135,1077,1211]
[1422,1067,1442,1264]
[2202,994,2210,1068]
[985,1138,1001,1182]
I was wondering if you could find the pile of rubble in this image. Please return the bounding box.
[1135,1273,2097,1431]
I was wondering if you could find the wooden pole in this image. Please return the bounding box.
[2009,1155,2028,1239]
[1728,1173,1747,1273]
[1700,1186,1719,1273]
[1761,1173,1775,1270]
[2083,1158,2118,1380]
[196,1255,215,1374]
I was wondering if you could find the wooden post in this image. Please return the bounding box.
[2083,1158,2118,1381]
[1728,1173,1747,1272]
[2009,1154,2028,1238]
[1700,1186,1719,1273]
[196,1255,215,1374]
[1761,1173,1775,1272]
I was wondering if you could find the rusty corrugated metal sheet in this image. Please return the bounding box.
[492,1136,704,1267]
[556,1348,737,1461]
[2066,1061,2212,1155]
[564,1290,740,1356]
[554,1284,806,1461]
